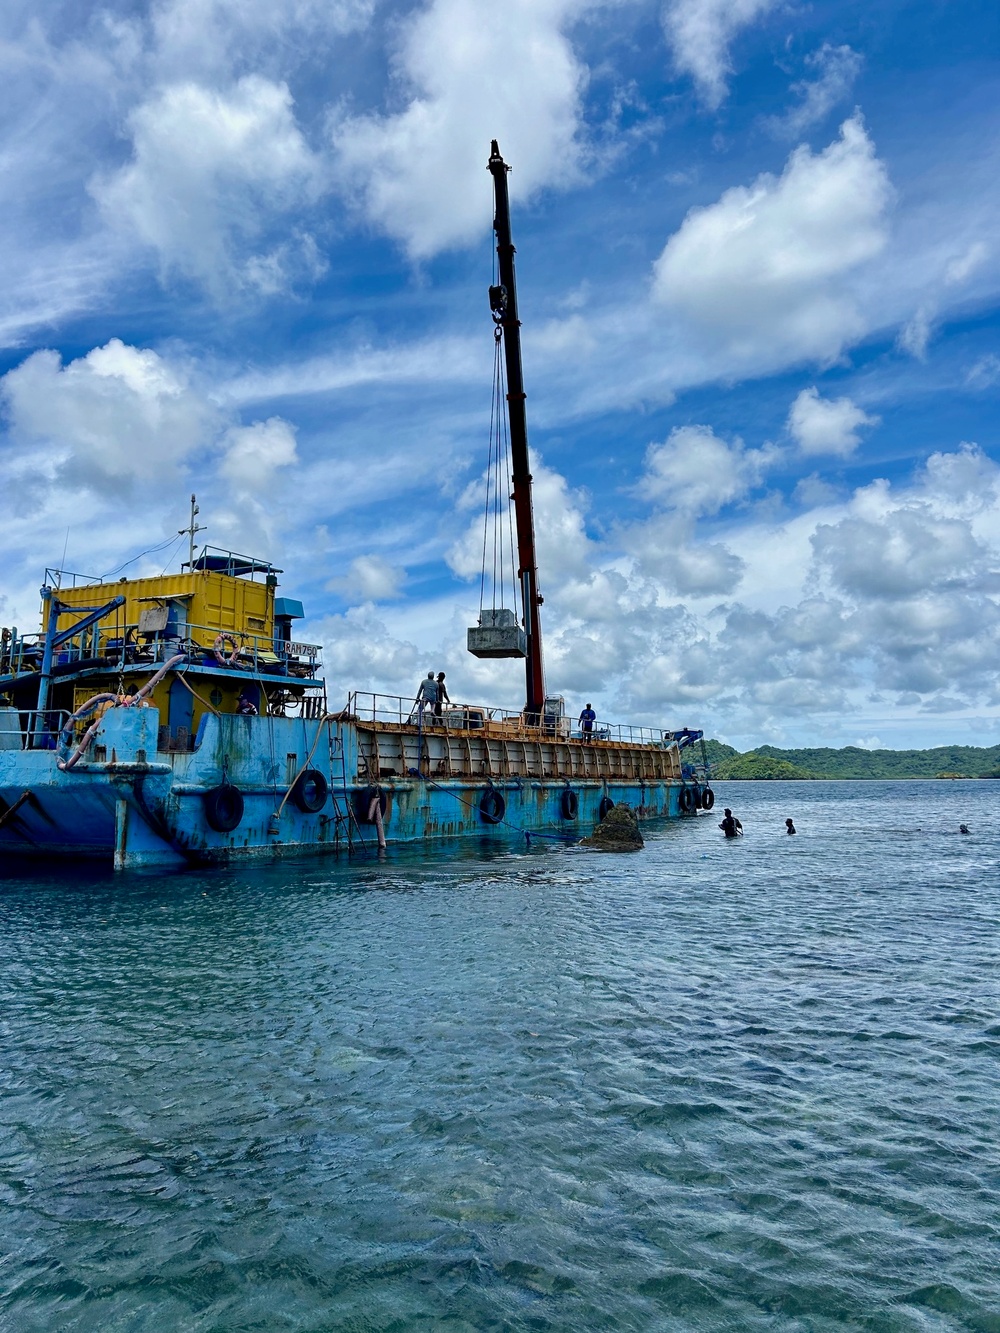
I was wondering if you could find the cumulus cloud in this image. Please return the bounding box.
[332,0,588,258]
[316,604,421,695]
[149,0,374,81]
[787,386,878,457]
[219,416,298,492]
[652,115,893,364]
[0,338,217,489]
[663,0,778,108]
[447,458,592,589]
[626,513,746,594]
[812,505,986,599]
[328,554,405,602]
[94,75,322,293]
[768,44,863,137]
[639,424,773,515]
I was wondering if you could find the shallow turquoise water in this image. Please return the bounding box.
[2,781,999,1332]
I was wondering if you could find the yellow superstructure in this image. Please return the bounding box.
[54,568,275,651]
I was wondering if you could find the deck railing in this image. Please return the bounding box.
[0,708,71,751]
[344,691,677,747]
[18,621,323,679]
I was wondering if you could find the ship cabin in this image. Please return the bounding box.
[0,547,325,752]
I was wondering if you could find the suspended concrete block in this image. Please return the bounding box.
[467,608,527,659]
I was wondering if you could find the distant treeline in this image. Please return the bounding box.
[703,739,1000,780]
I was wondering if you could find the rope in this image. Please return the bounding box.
[274,714,330,820]
[478,325,519,619]
[175,669,221,716]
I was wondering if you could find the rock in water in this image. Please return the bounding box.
[581,802,644,852]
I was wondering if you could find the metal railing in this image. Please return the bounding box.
[344,691,678,747]
[0,709,71,751]
[4,621,323,680]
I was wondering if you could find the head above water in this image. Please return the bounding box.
[723,808,732,816]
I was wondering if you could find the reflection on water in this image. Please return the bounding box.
[2,781,999,1331]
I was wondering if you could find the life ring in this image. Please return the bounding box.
[291,768,328,814]
[702,787,715,811]
[598,795,615,821]
[479,787,506,824]
[560,788,579,820]
[204,783,244,832]
[354,785,387,824]
[213,633,240,667]
[680,786,697,813]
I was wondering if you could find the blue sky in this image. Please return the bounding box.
[1,0,998,749]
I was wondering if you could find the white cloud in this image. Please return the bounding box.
[897,305,932,359]
[149,0,374,81]
[625,513,745,594]
[447,458,593,589]
[787,386,878,457]
[966,354,1000,389]
[639,424,772,515]
[945,241,988,285]
[329,554,405,602]
[663,0,778,108]
[219,416,298,492]
[0,338,216,490]
[94,75,322,293]
[652,115,893,364]
[812,505,986,599]
[332,0,588,258]
[769,44,863,138]
[316,604,421,695]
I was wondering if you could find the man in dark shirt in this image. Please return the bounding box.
[579,703,596,740]
[719,808,743,838]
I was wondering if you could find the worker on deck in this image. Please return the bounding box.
[434,672,451,718]
[579,703,596,741]
[415,671,438,719]
[237,690,258,716]
[719,808,743,838]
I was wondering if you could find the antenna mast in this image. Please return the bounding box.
[180,493,207,569]
[488,140,546,719]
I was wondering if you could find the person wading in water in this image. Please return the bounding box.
[719,808,743,838]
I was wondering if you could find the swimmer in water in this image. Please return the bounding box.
[719,808,743,838]
[960,824,970,834]
[785,818,796,835]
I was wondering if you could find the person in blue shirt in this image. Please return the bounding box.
[579,703,596,740]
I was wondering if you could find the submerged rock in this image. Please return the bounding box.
[581,802,644,852]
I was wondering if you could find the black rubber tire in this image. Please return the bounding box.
[479,788,506,824]
[291,768,328,814]
[693,785,704,809]
[204,783,244,833]
[680,786,696,813]
[354,785,387,824]
[702,788,715,811]
[598,795,615,821]
[560,788,579,820]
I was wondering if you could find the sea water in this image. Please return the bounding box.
[1,780,998,1332]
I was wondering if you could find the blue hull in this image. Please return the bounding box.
[0,707,696,869]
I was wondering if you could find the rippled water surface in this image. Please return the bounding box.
[2,780,1000,1332]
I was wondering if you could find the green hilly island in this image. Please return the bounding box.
[702,739,1000,780]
